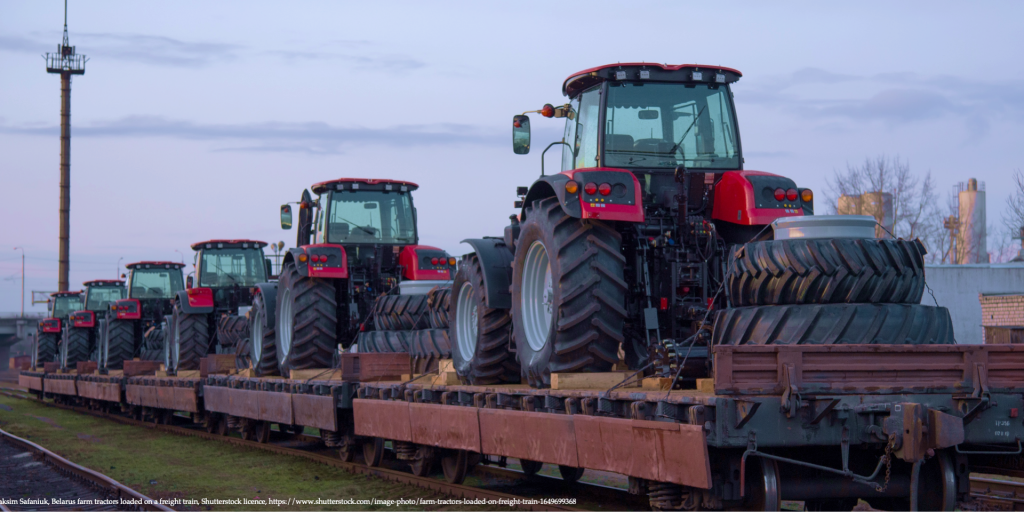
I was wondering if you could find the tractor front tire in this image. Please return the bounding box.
[105,319,136,370]
[275,262,338,373]
[37,332,59,364]
[64,327,92,367]
[173,304,210,371]
[450,253,519,385]
[249,290,278,376]
[512,197,626,388]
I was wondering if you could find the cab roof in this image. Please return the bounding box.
[50,291,82,297]
[190,239,268,250]
[83,279,124,287]
[311,178,419,195]
[126,261,186,270]
[563,63,743,98]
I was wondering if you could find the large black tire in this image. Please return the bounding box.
[356,330,413,353]
[409,329,451,373]
[161,315,175,370]
[512,197,625,388]
[427,285,452,329]
[105,319,136,370]
[141,324,163,362]
[37,332,59,364]
[712,303,956,346]
[173,303,210,371]
[249,290,278,376]
[217,314,249,349]
[727,238,926,307]
[373,295,430,331]
[63,327,92,367]
[450,254,519,385]
[275,262,337,373]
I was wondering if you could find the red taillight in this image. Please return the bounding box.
[431,257,439,265]
[660,298,668,311]
[774,188,786,201]
[598,183,612,196]
[786,188,798,201]
[541,104,555,118]
[584,182,597,195]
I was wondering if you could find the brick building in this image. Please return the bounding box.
[980,293,1024,344]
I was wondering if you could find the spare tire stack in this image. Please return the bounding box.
[716,216,955,346]
[357,286,453,374]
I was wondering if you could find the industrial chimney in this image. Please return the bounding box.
[957,178,988,264]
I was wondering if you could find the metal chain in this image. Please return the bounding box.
[875,433,897,492]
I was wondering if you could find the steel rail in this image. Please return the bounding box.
[0,426,173,511]
[3,391,580,511]
[970,475,1024,505]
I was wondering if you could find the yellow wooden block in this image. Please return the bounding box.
[175,370,201,379]
[289,369,345,381]
[106,370,124,377]
[697,378,715,394]
[438,359,455,373]
[642,377,673,391]
[431,372,460,386]
[155,370,169,378]
[550,372,639,390]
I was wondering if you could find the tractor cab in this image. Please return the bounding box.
[69,280,125,329]
[188,240,270,313]
[117,261,186,321]
[39,291,83,334]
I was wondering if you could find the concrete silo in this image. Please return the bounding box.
[958,178,988,264]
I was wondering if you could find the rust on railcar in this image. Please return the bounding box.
[19,374,43,391]
[409,403,481,452]
[204,385,230,413]
[126,384,141,405]
[258,391,293,424]
[228,388,260,419]
[292,394,336,431]
[479,408,578,467]
[353,399,412,441]
[173,386,198,413]
[156,384,175,409]
[573,415,711,489]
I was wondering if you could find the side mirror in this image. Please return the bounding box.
[186,276,193,289]
[280,204,293,230]
[512,115,531,155]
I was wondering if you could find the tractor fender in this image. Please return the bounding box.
[252,282,278,330]
[520,173,582,221]
[285,248,310,277]
[460,238,514,310]
[175,289,215,315]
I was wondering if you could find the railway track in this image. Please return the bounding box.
[970,476,1024,510]
[0,426,171,511]
[1,390,619,511]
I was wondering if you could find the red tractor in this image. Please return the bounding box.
[247,178,454,376]
[170,240,271,371]
[101,261,186,370]
[62,280,126,369]
[451,63,815,387]
[33,291,83,366]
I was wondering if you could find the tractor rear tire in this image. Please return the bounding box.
[356,330,413,353]
[275,262,337,373]
[141,324,163,362]
[161,315,176,370]
[105,319,136,370]
[373,295,431,331]
[174,303,210,371]
[726,238,926,307]
[409,329,451,373]
[712,303,956,346]
[64,327,92,367]
[512,197,626,388]
[450,253,519,385]
[249,290,278,376]
[37,332,59,364]
[427,285,452,329]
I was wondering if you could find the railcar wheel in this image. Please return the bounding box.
[520,459,543,476]
[254,421,272,444]
[558,465,585,483]
[203,413,219,434]
[736,458,780,511]
[216,416,230,436]
[338,440,356,463]
[410,446,435,477]
[363,437,384,467]
[441,449,469,485]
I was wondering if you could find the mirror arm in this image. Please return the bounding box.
[540,140,571,177]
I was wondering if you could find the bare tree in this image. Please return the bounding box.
[925,187,992,264]
[826,155,938,240]
[1002,169,1024,236]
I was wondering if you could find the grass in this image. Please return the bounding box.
[0,393,504,511]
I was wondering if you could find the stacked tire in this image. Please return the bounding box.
[718,237,955,346]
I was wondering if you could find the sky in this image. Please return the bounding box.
[1,1,1023,314]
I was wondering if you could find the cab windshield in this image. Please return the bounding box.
[326,190,416,245]
[200,249,267,287]
[130,269,185,299]
[602,82,740,170]
[85,286,125,311]
[52,296,83,318]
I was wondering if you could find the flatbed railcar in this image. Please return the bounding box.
[19,342,1024,511]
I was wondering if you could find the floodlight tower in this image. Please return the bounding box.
[44,0,87,292]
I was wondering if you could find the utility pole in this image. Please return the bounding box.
[13,247,25,317]
[45,0,87,291]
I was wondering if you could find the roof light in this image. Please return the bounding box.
[385,184,393,191]
[692,71,703,81]
[774,188,786,201]
[598,183,612,196]
[615,70,626,80]
[205,244,212,249]
[352,183,359,189]
[640,70,650,79]
[336,183,344,190]
[786,189,798,202]
[541,104,555,118]
[584,182,598,195]
[401,185,408,192]
[565,181,579,194]
[716,73,726,83]
[217,243,224,248]
[801,189,814,203]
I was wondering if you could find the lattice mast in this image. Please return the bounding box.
[44,0,87,292]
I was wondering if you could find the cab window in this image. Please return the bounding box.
[130,269,185,299]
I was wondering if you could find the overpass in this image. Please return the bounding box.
[0,314,44,370]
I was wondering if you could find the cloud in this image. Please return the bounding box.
[75,32,243,67]
[0,116,502,155]
[264,49,425,71]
